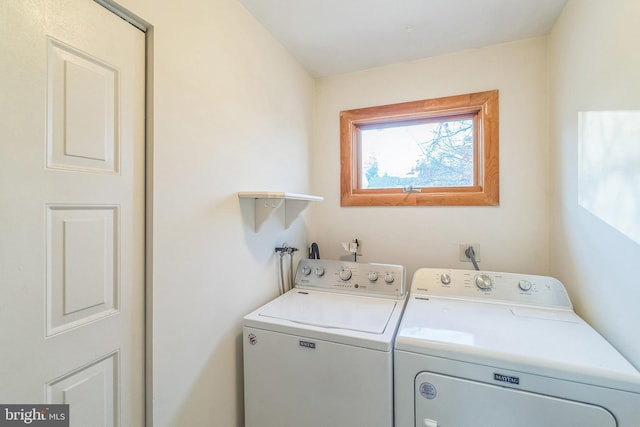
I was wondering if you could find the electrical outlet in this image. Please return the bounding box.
[349,239,363,255]
[459,243,480,262]
[355,239,362,256]
[342,239,363,257]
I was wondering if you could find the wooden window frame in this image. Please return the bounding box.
[340,90,499,206]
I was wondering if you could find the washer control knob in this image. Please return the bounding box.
[475,273,493,290]
[315,267,325,277]
[339,267,352,281]
[301,265,312,276]
[440,273,451,285]
[368,271,379,282]
[384,273,395,284]
[518,280,532,291]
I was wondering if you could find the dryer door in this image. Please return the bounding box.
[415,372,617,427]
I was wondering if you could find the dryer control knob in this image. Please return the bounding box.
[475,273,493,290]
[315,267,325,277]
[384,273,395,284]
[440,273,451,285]
[368,271,379,282]
[518,280,532,291]
[301,265,312,276]
[338,267,352,281]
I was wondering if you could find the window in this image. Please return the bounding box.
[340,90,499,206]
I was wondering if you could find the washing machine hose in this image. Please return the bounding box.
[276,246,298,295]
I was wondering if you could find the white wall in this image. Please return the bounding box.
[310,38,550,280]
[548,0,640,368]
[115,0,315,425]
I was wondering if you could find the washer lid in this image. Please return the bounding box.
[259,290,397,334]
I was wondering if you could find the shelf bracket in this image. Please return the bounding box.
[255,197,286,231]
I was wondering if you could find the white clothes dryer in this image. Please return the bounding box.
[394,268,640,427]
[243,259,406,427]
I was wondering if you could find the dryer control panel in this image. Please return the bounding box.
[295,259,406,299]
[411,268,572,309]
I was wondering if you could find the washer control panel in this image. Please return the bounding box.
[411,268,572,309]
[295,259,406,298]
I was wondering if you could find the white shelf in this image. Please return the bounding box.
[237,192,323,202]
[238,192,323,231]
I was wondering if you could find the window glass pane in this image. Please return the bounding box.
[360,118,474,189]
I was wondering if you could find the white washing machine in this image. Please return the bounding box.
[394,268,640,427]
[243,259,406,427]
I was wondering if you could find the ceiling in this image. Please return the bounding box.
[237,0,568,78]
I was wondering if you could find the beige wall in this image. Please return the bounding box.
[309,38,550,279]
[548,0,640,368]
[91,0,640,425]
[115,0,315,425]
